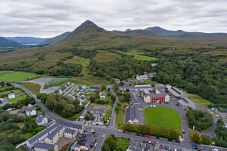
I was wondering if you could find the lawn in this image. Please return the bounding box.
[0,71,40,82]
[144,106,182,132]
[8,94,27,103]
[188,94,213,108]
[103,135,130,151]
[0,89,22,96]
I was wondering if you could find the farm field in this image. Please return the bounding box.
[8,94,27,103]
[188,94,213,108]
[144,106,182,132]
[94,51,121,62]
[0,71,40,82]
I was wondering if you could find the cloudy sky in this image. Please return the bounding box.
[0,0,227,37]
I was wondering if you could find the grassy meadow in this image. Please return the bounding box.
[144,106,182,132]
[0,71,40,82]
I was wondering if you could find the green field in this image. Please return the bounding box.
[0,71,40,82]
[144,106,182,132]
[0,89,22,95]
[134,54,158,61]
[22,82,41,95]
[8,94,27,103]
[189,94,213,108]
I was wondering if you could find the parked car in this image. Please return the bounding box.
[191,143,198,149]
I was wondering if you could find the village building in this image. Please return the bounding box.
[64,128,78,138]
[33,142,58,151]
[45,125,65,144]
[99,91,107,100]
[125,104,143,124]
[25,104,37,116]
[36,115,48,126]
[72,134,96,151]
[0,98,7,107]
[8,93,15,99]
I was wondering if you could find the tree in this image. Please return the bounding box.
[186,110,213,131]
[189,130,201,144]
[201,135,211,145]
[101,85,107,91]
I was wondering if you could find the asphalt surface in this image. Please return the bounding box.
[13,83,227,151]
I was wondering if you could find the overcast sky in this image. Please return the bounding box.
[0,0,227,37]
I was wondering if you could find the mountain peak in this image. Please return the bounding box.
[72,20,105,34]
[145,26,168,33]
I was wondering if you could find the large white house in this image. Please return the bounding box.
[25,104,37,116]
[8,93,15,99]
[36,115,48,126]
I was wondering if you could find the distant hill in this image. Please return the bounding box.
[6,37,46,45]
[39,32,70,45]
[0,37,21,47]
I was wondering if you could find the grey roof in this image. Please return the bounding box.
[36,115,44,124]
[64,128,76,135]
[179,98,196,110]
[46,125,64,140]
[27,123,58,145]
[63,121,82,130]
[84,134,96,148]
[89,86,100,90]
[34,142,55,150]
[125,104,143,123]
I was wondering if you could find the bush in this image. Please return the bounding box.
[186,110,213,131]
[123,124,180,141]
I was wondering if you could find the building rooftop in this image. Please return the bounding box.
[64,128,76,135]
[63,121,83,130]
[27,123,58,145]
[46,124,64,140]
[125,104,143,123]
[34,142,56,150]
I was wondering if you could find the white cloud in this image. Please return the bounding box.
[0,0,227,37]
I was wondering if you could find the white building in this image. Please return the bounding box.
[8,93,15,99]
[136,75,148,81]
[25,104,37,116]
[99,91,107,100]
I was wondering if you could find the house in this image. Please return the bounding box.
[8,93,15,99]
[64,128,78,138]
[63,121,83,132]
[45,125,64,144]
[73,134,96,151]
[178,98,196,110]
[25,104,37,116]
[136,74,148,81]
[125,104,143,124]
[0,98,8,107]
[33,142,58,151]
[36,115,48,126]
[99,91,106,100]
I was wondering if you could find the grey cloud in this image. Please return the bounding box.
[0,0,227,37]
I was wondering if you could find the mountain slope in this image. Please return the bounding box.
[39,32,70,45]
[6,37,46,45]
[0,37,21,47]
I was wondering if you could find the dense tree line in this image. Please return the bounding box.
[214,119,227,147]
[49,62,82,76]
[89,56,152,80]
[186,110,213,131]
[123,124,180,141]
[41,94,83,118]
[189,130,211,145]
[154,52,227,106]
[0,111,44,151]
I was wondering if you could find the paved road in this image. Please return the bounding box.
[13,83,227,151]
